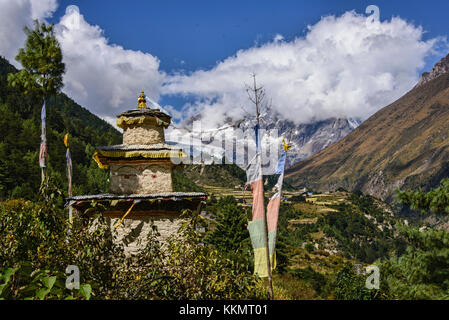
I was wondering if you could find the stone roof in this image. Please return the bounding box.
[117,109,171,122]
[66,192,208,217]
[96,144,181,152]
[66,192,207,202]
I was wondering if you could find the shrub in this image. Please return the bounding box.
[0,183,264,299]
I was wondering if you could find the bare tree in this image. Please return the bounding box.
[245,73,274,300]
[245,73,272,125]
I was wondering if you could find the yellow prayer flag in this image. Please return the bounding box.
[64,133,69,148]
[253,247,276,278]
[282,139,291,151]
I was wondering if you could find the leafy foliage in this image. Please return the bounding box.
[396,177,449,215]
[0,264,91,300]
[318,193,403,263]
[333,265,378,300]
[172,168,206,193]
[379,226,449,299]
[203,195,255,278]
[206,196,251,253]
[0,182,264,300]
[7,20,65,99]
[378,177,449,299]
[289,266,329,297]
[161,217,263,299]
[0,182,122,299]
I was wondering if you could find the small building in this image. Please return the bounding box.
[67,91,207,253]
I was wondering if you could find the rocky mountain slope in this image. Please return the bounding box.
[265,117,360,167]
[178,112,360,169]
[285,53,449,202]
[416,53,449,87]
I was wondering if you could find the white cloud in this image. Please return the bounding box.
[162,11,443,128]
[163,105,183,119]
[30,0,58,19]
[0,0,57,67]
[0,2,165,126]
[55,9,166,123]
[0,4,445,132]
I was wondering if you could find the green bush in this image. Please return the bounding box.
[379,226,449,299]
[290,266,329,297]
[333,265,378,300]
[0,183,264,300]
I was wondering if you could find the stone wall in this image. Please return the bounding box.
[110,163,173,194]
[123,122,165,145]
[108,215,186,255]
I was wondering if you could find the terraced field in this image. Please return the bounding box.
[202,185,253,201]
[203,185,312,201]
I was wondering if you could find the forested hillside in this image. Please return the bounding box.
[0,56,122,200]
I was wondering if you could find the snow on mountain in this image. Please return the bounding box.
[166,113,361,174]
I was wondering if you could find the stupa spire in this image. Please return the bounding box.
[137,90,147,109]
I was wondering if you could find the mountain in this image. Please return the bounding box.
[179,111,360,169]
[234,112,361,167]
[285,53,449,202]
[0,56,122,200]
[172,112,360,190]
[264,116,361,167]
[416,54,449,87]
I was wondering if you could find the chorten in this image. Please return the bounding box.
[67,91,207,253]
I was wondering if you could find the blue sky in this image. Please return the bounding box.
[49,0,449,74]
[1,0,448,127]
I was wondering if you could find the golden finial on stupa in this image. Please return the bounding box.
[137,91,147,109]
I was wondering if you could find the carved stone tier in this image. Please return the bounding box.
[116,109,171,145]
[92,144,187,195]
[109,162,173,194]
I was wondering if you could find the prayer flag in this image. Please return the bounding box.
[39,101,47,168]
[266,150,288,269]
[66,147,72,196]
[246,124,272,277]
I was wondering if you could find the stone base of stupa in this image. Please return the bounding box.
[107,215,187,254]
[66,192,207,254]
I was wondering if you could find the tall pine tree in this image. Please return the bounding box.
[8,20,65,185]
[206,196,251,254]
[8,20,65,100]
